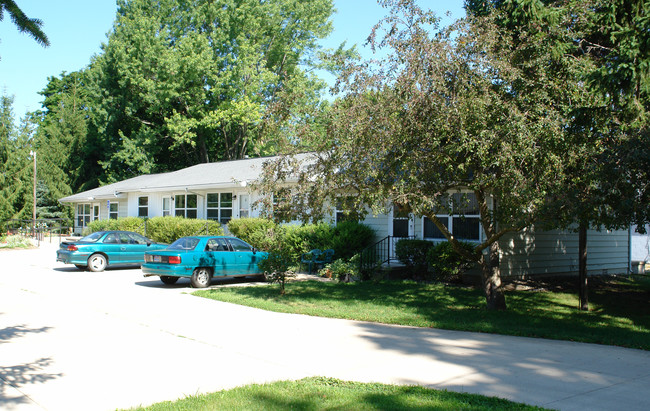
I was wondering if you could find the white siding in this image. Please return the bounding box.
[499,227,629,278]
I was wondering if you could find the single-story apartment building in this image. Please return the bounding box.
[59,154,632,278]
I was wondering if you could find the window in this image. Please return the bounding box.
[109,202,119,219]
[175,194,197,218]
[228,238,253,252]
[423,193,481,241]
[239,194,250,218]
[77,203,91,228]
[162,197,171,216]
[335,196,358,224]
[206,237,230,252]
[392,204,410,237]
[206,193,233,224]
[138,197,148,217]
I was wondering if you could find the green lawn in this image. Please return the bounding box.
[125,377,549,411]
[194,276,650,350]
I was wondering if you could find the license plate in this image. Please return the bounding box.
[153,255,162,262]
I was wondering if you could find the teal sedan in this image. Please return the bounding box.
[56,231,168,272]
[142,236,268,288]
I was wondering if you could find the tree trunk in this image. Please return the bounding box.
[480,240,507,310]
[579,223,589,311]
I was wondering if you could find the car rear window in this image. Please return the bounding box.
[168,237,200,250]
[79,232,104,242]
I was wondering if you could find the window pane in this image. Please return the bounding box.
[453,193,479,215]
[229,238,252,252]
[207,193,219,207]
[186,209,197,219]
[187,195,197,208]
[138,197,148,206]
[424,217,448,239]
[163,197,170,210]
[175,210,185,217]
[175,195,185,208]
[207,209,219,220]
[220,193,232,207]
[138,207,148,217]
[110,203,118,212]
[393,219,409,237]
[84,204,90,214]
[220,209,232,224]
[452,217,480,240]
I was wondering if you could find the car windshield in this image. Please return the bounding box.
[168,237,200,251]
[79,232,104,243]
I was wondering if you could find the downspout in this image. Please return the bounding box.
[628,226,632,275]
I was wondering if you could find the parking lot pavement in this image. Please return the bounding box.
[1,243,650,411]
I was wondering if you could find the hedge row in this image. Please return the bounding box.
[227,218,376,262]
[84,216,224,244]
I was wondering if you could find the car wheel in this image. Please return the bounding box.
[87,254,108,272]
[74,264,87,270]
[160,276,179,285]
[190,268,212,288]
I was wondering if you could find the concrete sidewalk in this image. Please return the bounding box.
[1,243,649,410]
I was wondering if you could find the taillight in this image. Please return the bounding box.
[67,245,78,251]
[168,256,181,264]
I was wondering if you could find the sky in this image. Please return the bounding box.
[0,0,465,122]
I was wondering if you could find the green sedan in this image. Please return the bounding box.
[56,230,168,272]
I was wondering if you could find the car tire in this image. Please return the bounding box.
[160,276,179,285]
[87,253,108,272]
[74,264,87,270]
[190,268,212,288]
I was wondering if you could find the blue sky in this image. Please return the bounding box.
[0,0,465,121]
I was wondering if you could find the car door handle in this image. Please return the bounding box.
[120,247,126,251]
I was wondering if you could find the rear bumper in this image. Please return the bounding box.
[56,250,90,265]
[141,263,193,278]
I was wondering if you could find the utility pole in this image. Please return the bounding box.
[30,150,36,237]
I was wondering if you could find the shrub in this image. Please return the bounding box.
[395,239,434,274]
[227,218,280,251]
[330,221,376,260]
[258,250,295,295]
[319,258,360,282]
[426,241,475,282]
[84,216,223,244]
[0,235,32,249]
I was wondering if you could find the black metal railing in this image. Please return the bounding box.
[3,218,73,246]
[359,235,415,273]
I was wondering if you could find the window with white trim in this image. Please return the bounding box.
[423,193,481,241]
[162,197,171,216]
[77,203,91,228]
[206,193,233,224]
[138,196,149,217]
[175,194,197,218]
[109,202,119,219]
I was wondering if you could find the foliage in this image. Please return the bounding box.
[227,217,281,251]
[195,276,650,350]
[0,0,49,49]
[83,216,223,243]
[257,1,573,310]
[427,241,476,283]
[129,377,543,411]
[319,258,359,282]
[76,0,337,184]
[258,250,295,295]
[395,239,434,276]
[0,234,32,249]
[227,218,374,263]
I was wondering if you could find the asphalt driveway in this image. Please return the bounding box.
[1,241,650,411]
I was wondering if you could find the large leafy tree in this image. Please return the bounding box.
[90,0,335,183]
[258,0,568,310]
[465,0,650,310]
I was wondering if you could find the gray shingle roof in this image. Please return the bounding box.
[59,154,312,203]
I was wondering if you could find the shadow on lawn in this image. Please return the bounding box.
[209,276,650,350]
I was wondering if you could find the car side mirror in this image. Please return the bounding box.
[252,247,257,254]
[147,241,152,246]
